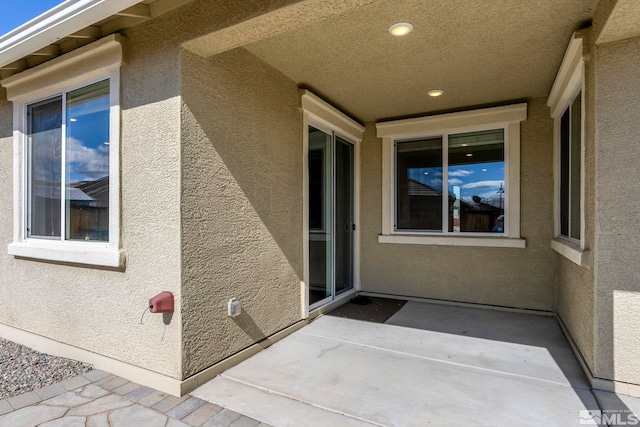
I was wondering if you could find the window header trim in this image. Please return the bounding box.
[376,103,527,139]
[2,34,123,102]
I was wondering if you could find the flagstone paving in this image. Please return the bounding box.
[0,370,272,427]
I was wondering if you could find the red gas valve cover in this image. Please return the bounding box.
[149,291,174,313]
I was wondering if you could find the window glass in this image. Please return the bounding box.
[396,137,443,231]
[27,80,110,242]
[65,80,110,241]
[559,91,581,240]
[28,97,62,238]
[448,129,505,233]
[569,92,581,240]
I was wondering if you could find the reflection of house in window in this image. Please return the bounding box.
[403,179,503,233]
[67,176,109,241]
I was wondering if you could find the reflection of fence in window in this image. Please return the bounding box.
[395,129,505,233]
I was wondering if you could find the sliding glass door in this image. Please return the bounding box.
[308,126,354,309]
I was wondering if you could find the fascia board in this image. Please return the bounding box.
[0,0,141,68]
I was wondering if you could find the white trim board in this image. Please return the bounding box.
[5,35,124,268]
[376,103,527,242]
[0,0,140,69]
[301,90,364,318]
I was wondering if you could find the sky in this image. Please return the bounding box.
[0,0,63,36]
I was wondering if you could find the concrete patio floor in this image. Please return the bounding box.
[192,300,640,427]
[1,299,639,426]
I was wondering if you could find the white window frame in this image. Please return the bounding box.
[301,90,364,318]
[3,35,124,267]
[547,32,587,266]
[376,103,527,248]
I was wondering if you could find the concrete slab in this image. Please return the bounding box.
[593,390,640,420]
[194,301,602,427]
[193,377,376,427]
[301,312,588,389]
[385,302,589,388]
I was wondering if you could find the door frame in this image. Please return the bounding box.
[301,90,364,318]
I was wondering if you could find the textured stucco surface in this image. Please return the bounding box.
[246,0,596,122]
[596,0,640,45]
[359,98,556,310]
[593,35,640,384]
[555,29,596,375]
[0,31,183,378]
[180,48,303,377]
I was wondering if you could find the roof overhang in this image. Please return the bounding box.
[0,0,141,69]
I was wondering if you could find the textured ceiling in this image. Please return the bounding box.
[244,0,597,122]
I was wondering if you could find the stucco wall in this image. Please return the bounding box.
[360,98,556,310]
[593,35,640,384]
[0,32,183,378]
[180,48,303,377]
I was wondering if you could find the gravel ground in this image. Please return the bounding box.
[0,338,92,400]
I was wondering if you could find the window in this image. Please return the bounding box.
[547,33,586,265]
[27,80,110,242]
[395,129,505,234]
[559,92,581,240]
[377,103,527,248]
[5,35,123,267]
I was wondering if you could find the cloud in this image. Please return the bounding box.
[66,137,109,182]
[449,169,474,177]
[430,178,442,187]
[462,180,503,190]
[448,178,464,186]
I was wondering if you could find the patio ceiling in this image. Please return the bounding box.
[244,0,597,122]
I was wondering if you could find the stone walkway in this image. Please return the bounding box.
[0,370,272,427]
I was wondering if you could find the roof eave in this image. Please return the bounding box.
[0,0,141,69]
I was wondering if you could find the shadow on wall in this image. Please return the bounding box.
[180,47,303,279]
[0,88,12,139]
[232,311,267,343]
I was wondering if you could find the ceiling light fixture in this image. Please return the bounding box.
[428,90,444,97]
[465,153,473,157]
[389,22,413,37]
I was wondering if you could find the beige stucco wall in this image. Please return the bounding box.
[593,35,640,385]
[360,98,556,311]
[179,48,303,377]
[0,31,183,378]
[555,29,596,375]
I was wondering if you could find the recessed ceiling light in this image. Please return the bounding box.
[465,153,473,157]
[461,144,468,147]
[428,90,444,97]
[389,22,413,37]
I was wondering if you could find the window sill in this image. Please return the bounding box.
[378,234,526,248]
[551,237,587,266]
[8,241,125,268]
